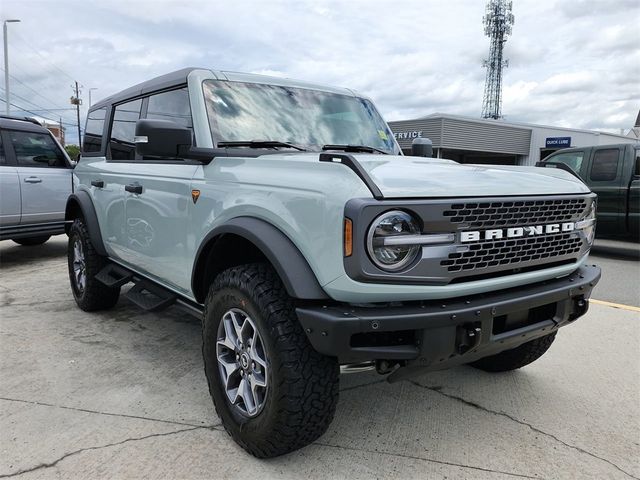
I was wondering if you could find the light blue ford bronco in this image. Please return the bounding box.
[66,68,601,457]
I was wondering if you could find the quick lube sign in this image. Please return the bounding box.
[545,137,571,148]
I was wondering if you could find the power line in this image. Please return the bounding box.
[11,30,79,84]
[0,97,78,127]
[0,66,72,112]
[0,84,76,123]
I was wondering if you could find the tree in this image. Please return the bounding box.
[65,144,80,161]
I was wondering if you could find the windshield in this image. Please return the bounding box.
[203,80,400,154]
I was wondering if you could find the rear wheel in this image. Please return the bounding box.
[68,218,120,311]
[12,235,50,246]
[470,332,557,372]
[202,263,339,458]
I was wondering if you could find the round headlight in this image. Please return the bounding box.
[583,202,596,245]
[367,210,421,271]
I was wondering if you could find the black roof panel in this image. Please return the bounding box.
[90,68,198,110]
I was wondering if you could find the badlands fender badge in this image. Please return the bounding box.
[191,189,201,204]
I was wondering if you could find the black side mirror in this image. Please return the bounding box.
[411,137,433,157]
[135,119,192,158]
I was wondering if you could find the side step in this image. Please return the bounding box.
[125,281,177,312]
[95,264,134,288]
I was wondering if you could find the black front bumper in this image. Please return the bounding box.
[296,265,601,370]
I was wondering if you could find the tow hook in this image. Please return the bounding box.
[456,323,482,354]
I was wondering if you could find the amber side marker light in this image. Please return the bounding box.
[344,218,353,257]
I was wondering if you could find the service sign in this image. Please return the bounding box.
[545,137,571,148]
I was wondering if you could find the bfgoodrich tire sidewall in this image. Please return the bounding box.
[203,287,283,444]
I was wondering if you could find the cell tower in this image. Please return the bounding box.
[481,0,514,119]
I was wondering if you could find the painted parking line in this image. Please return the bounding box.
[590,299,640,313]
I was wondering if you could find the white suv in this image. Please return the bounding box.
[0,116,73,245]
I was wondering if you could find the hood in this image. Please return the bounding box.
[352,154,590,198]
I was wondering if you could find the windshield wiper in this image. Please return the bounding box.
[217,140,307,151]
[322,144,388,155]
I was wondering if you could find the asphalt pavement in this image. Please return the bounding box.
[0,236,638,479]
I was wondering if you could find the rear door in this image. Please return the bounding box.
[0,131,21,226]
[8,129,72,225]
[586,146,625,235]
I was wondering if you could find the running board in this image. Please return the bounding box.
[95,264,133,288]
[125,281,177,312]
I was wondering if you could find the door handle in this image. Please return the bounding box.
[91,180,105,188]
[23,176,42,183]
[125,183,143,194]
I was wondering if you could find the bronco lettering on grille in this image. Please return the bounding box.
[460,222,575,243]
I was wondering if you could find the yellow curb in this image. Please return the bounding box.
[590,299,640,313]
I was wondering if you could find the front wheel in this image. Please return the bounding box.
[68,218,120,311]
[202,263,339,458]
[470,332,557,372]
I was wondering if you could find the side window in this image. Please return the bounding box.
[84,107,107,153]
[109,99,142,160]
[546,151,584,173]
[635,154,640,177]
[590,148,619,182]
[9,130,67,168]
[146,88,193,131]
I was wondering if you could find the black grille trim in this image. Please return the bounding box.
[443,198,588,229]
[441,233,582,272]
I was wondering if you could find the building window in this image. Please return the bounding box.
[84,107,106,153]
[590,149,619,182]
[109,99,142,160]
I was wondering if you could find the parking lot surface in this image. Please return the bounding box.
[1,236,639,479]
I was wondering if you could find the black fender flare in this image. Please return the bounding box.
[65,191,108,256]
[191,217,328,302]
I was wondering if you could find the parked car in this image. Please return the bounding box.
[66,68,600,458]
[539,143,640,241]
[0,115,73,245]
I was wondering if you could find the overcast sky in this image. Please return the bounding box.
[1,0,638,144]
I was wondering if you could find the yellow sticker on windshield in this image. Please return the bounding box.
[378,130,388,140]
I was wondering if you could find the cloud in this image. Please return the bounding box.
[1,0,638,144]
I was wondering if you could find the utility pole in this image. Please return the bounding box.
[70,82,82,148]
[3,19,21,116]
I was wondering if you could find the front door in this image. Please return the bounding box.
[122,162,199,295]
[7,129,72,225]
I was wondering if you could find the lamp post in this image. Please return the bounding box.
[3,19,21,116]
[88,87,98,107]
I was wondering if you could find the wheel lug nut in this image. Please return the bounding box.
[252,362,256,369]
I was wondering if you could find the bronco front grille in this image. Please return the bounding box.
[443,198,588,229]
[441,232,583,272]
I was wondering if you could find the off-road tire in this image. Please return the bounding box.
[471,332,557,372]
[12,235,51,246]
[68,218,120,311]
[202,263,339,458]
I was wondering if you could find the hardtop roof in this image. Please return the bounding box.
[89,68,358,111]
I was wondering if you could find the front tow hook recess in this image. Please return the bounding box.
[456,323,482,354]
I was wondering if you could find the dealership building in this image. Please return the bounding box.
[388,113,638,166]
